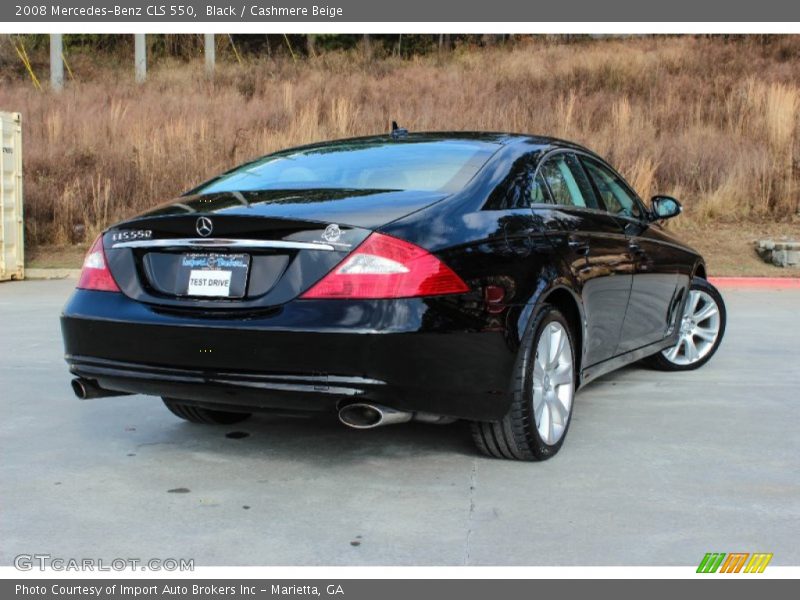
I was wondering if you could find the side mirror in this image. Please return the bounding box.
[650,195,682,221]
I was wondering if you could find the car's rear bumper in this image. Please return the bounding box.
[61,290,516,421]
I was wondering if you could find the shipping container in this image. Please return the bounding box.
[1,111,24,281]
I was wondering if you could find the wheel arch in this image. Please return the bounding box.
[692,260,707,280]
[520,280,586,374]
[536,284,586,379]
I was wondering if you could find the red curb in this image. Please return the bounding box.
[709,276,800,289]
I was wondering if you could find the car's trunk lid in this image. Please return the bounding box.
[103,188,447,310]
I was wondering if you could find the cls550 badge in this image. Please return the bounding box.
[110,230,152,242]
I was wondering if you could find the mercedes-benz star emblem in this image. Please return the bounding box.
[196,216,213,237]
[322,223,342,243]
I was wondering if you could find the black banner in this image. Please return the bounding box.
[4,0,800,22]
[4,580,798,600]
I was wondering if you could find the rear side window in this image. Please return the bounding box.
[530,172,551,204]
[538,154,599,209]
[581,157,642,219]
[483,150,552,210]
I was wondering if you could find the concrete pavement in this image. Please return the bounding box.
[1,279,798,566]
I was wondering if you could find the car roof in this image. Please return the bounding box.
[277,131,595,156]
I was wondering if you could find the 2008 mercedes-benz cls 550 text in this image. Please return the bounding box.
[61,131,726,460]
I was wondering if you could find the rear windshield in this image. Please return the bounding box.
[196,140,497,194]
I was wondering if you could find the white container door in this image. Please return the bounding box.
[0,111,23,281]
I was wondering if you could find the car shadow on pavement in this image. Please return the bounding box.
[92,401,481,465]
[79,365,659,467]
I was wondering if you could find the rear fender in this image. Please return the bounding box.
[515,278,586,374]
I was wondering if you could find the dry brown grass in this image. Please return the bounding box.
[1,35,799,246]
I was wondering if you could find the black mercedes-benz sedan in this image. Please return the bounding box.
[61,131,726,461]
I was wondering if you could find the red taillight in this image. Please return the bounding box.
[301,233,469,299]
[77,235,120,292]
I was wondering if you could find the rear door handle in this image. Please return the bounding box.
[628,242,645,255]
[568,237,590,255]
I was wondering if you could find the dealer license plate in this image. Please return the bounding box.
[180,253,249,298]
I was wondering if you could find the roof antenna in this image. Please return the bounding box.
[391,120,408,139]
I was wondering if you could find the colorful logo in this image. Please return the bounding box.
[697,552,773,573]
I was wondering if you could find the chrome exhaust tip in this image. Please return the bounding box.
[338,403,413,429]
[71,377,92,399]
[71,378,130,400]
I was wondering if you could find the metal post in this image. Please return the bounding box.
[204,34,215,77]
[134,34,147,83]
[50,34,64,91]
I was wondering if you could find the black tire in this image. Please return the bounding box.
[470,305,577,461]
[162,398,252,425]
[645,277,726,371]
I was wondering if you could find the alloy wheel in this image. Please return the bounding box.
[661,289,721,366]
[532,322,574,445]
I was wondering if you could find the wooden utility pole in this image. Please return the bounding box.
[134,34,147,83]
[204,34,215,76]
[50,34,64,91]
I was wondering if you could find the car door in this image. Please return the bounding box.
[534,152,634,368]
[579,156,683,353]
